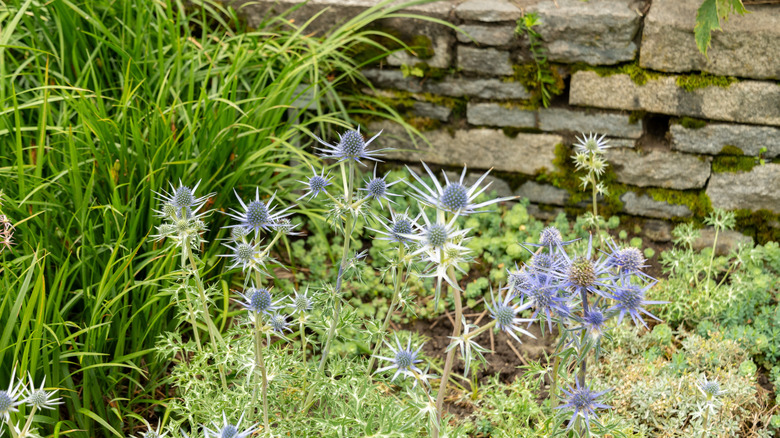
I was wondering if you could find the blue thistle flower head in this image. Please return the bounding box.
[607,279,666,328]
[521,272,570,333]
[556,380,612,430]
[506,264,532,293]
[581,306,608,339]
[0,368,24,421]
[291,288,313,315]
[297,165,332,201]
[154,180,212,220]
[269,313,291,334]
[426,223,448,248]
[373,336,424,383]
[203,412,256,438]
[367,208,420,247]
[238,285,282,315]
[487,289,535,344]
[227,189,293,237]
[441,183,469,212]
[540,226,563,247]
[313,127,385,165]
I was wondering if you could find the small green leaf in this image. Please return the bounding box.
[695,0,721,56]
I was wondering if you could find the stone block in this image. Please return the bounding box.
[605,148,711,190]
[454,0,522,22]
[368,121,561,175]
[706,164,780,213]
[670,123,780,158]
[411,102,452,122]
[570,71,780,127]
[526,204,566,221]
[692,229,754,256]
[528,0,642,65]
[456,25,517,46]
[362,69,531,100]
[457,46,514,76]
[607,138,636,149]
[621,191,693,219]
[467,103,536,127]
[642,219,673,242]
[387,34,454,69]
[538,108,642,138]
[515,181,569,206]
[640,0,780,80]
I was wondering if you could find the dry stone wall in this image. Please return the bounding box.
[232,0,780,241]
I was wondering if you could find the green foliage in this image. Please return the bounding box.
[595,326,772,437]
[677,117,709,130]
[0,0,431,434]
[695,0,749,57]
[676,72,738,92]
[588,62,661,86]
[514,13,564,108]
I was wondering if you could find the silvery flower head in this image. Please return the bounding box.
[268,313,292,334]
[154,180,212,221]
[486,289,535,344]
[134,420,167,438]
[291,288,313,315]
[203,412,257,438]
[314,126,386,165]
[505,264,532,294]
[227,189,293,237]
[359,166,402,207]
[238,285,283,316]
[406,162,516,215]
[220,240,270,274]
[573,132,610,155]
[0,368,25,421]
[556,380,612,431]
[24,375,62,411]
[367,208,421,247]
[406,212,472,296]
[697,375,725,405]
[297,165,332,201]
[373,336,425,384]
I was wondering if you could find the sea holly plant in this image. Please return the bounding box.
[0,369,62,438]
[572,133,611,233]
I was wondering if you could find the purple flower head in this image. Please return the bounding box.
[373,336,425,384]
[226,189,293,237]
[297,165,332,201]
[314,127,386,165]
[359,166,402,206]
[556,380,612,431]
[604,238,655,283]
[486,289,535,344]
[607,279,666,328]
[520,270,571,333]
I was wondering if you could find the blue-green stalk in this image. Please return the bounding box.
[304,160,357,411]
[366,244,406,374]
[433,264,462,438]
[254,313,271,433]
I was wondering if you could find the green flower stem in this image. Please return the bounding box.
[411,370,439,432]
[367,244,406,375]
[464,319,496,341]
[700,406,711,438]
[705,227,720,294]
[433,265,462,438]
[254,316,271,433]
[303,161,356,412]
[299,317,308,395]
[19,405,37,437]
[186,248,227,390]
[184,298,203,353]
[549,320,565,410]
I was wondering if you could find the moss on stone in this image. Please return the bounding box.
[408,35,434,60]
[733,209,780,244]
[719,145,744,155]
[582,61,662,86]
[677,117,708,130]
[644,188,712,218]
[507,63,565,109]
[675,72,737,92]
[712,155,758,173]
[628,111,646,125]
[407,116,440,132]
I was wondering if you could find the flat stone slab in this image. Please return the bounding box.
[363,69,531,100]
[528,0,642,65]
[692,229,754,256]
[515,181,569,206]
[706,164,780,213]
[670,123,780,158]
[538,108,642,138]
[467,103,536,127]
[368,121,561,174]
[605,148,711,190]
[456,25,516,46]
[455,0,522,22]
[412,102,452,122]
[388,34,453,69]
[620,191,693,219]
[570,71,780,127]
[640,0,780,80]
[457,46,514,76]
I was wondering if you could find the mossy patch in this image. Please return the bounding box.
[407,116,440,132]
[675,72,737,92]
[733,209,780,244]
[644,187,712,218]
[581,61,662,86]
[712,147,759,173]
[677,117,708,130]
[628,111,646,125]
[350,27,434,65]
[507,63,565,109]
